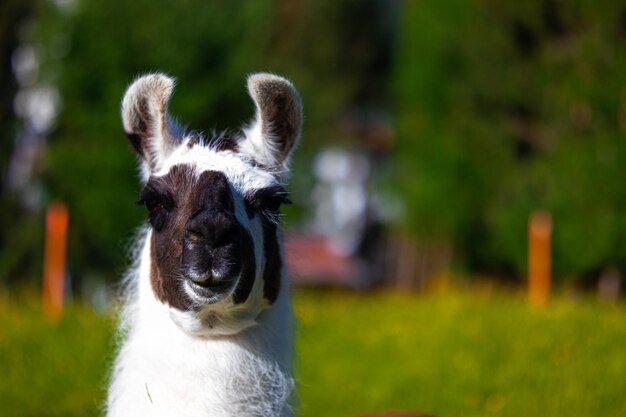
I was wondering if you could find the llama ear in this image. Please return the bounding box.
[241,73,303,171]
[122,73,178,173]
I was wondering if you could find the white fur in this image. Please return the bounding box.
[156,137,279,190]
[107,229,294,417]
[108,72,301,416]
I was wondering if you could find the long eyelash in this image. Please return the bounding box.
[251,186,291,206]
[274,190,292,205]
[245,186,291,225]
[259,208,284,225]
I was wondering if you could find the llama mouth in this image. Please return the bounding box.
[185,276,235,303]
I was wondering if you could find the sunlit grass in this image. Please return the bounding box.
[0,293,115,417]
[1,288,625,417]
[294,289,626,417]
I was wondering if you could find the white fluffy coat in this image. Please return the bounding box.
[107,229,294,417]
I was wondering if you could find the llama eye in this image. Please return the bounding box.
[136,195,171,212]
[245,186,291,223]
[144,199,170,231]
[247,186,291,212]
[136,187,174,231]
[145,198,165,213]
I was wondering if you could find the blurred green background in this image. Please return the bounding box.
[3,0,626,286]
[1,0,626,416]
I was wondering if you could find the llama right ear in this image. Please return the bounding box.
[122,74,178,173]
[240,73,303,173]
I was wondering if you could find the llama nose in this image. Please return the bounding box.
[185,216,217,246]
[185,224,206,243]
[185,214,236,249]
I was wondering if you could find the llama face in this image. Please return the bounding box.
[122,73,301,336]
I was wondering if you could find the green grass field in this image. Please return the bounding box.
[1,289,625,417]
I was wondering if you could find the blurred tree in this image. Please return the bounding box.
[0,0,40,284]
[394,0,626,280]
[0,0,33,170]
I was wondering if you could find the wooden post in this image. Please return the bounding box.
[528,210,552,307]
[42,201,69,320]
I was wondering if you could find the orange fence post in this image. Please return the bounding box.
[528,210,552,307]
[42,201,69,320]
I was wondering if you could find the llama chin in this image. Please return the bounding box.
[107,72,302,417]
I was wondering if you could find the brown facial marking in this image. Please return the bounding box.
[242,186,289,304]
[262,220,281,304]
[147,164,197,310]
[231,230,256,304]
[145,164,257,310]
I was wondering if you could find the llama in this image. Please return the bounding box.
[107,72,302,417]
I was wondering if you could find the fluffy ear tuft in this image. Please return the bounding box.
[241,73,303,172]
[122,73,178,172]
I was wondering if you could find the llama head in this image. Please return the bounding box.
[122,73,302,336]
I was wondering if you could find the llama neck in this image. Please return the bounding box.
[108,234,294,417]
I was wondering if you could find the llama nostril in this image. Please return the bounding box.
[185,227,204,242]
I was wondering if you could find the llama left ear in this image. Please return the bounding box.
[240,73,303,172]
[122,73,179,175]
